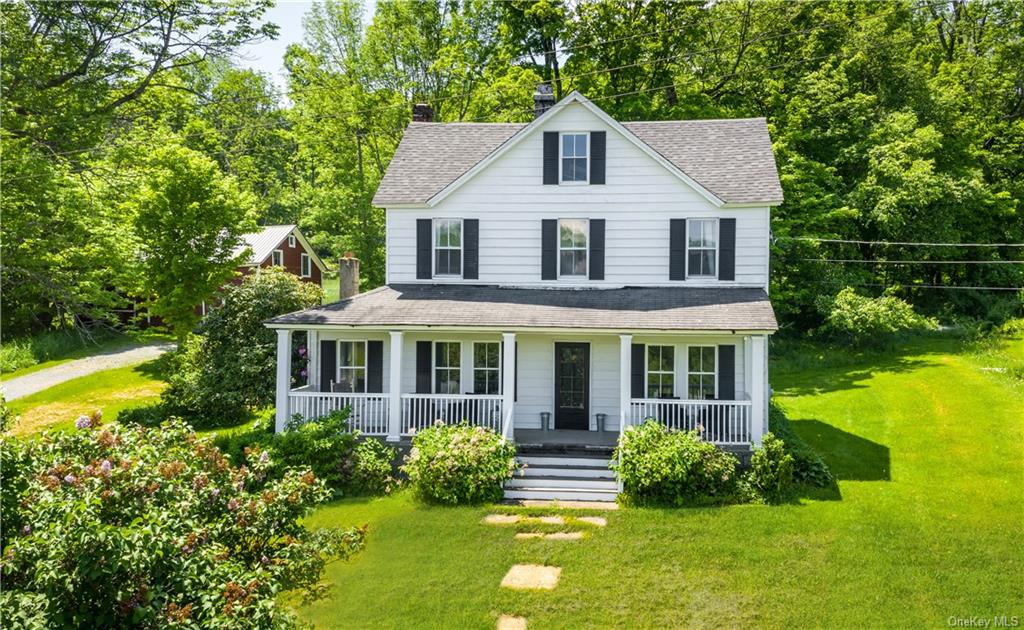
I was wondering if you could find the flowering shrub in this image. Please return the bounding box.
[402,422,517,505]
[0,390,18,432]
[741,433,795,503]
[612,421,740,506]
[0,417,365,628]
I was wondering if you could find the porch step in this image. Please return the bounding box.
[517,455,611,468]
[507,476,617,490]
[504,488,619,502]
[517,465,614,479]
[505,453,618,503]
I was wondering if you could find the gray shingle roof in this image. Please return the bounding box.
[371,117,783,206]
[267,284,777,331]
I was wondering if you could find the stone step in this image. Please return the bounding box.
[518,455,611,468]
[518,465,614,479]
[506,476,618,490]
[504,487,618,502]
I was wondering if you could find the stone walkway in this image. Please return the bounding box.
[1,343,175,400]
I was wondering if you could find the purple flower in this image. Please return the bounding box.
[260,555,269,564]
[75,415,91,429]
[298,347,307,356]
[258,451,269,464]
[63,474,77,484]
[101,460,112,473]
[21,525,31,535]
[211,488,220,497]
[299,369,307,377]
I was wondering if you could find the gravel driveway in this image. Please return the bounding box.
[1,343,176,401]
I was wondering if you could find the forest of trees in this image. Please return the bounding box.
[2,0,1022,338]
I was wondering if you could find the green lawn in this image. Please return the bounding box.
[322,275,340,302]
[1,329,174,381]
[291,334,1024,629]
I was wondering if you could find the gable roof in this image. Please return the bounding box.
[372,92,783,207]
[234,224,327,272]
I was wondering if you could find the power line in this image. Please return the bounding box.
[778,237,1024,247]
[818,282,1022,292]
[796,258,1024,265]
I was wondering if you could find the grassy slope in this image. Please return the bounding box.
[293,334,1024,629]
[1,330,174,381]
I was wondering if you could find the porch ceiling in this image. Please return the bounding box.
[266,284,777,332]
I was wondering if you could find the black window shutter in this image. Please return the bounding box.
[590,131,606,184]
[543,132,558,184]
[463,219,479,280]
[631,344,645,399]
[718,345,735,400]
[514,342,518,401]
[718,218,736,281]
[416,219,432,279]
[541,219,557,280]
[319,340,336,392]
[589,219,605,280]
[367,340,384,393]
[415,341,432,393]
[669,219,687,281]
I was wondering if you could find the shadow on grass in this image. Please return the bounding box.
[772,355,936,397]
[132,354,174,380]
[791,419,891,482]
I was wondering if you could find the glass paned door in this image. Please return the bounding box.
[554,342,589,430]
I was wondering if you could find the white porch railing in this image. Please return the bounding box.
[401,393,503,435]
[287,391,389,435]
[629,399,753,445]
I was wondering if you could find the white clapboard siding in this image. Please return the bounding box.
[385,102,770,288]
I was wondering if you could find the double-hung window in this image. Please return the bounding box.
[300,253,311,278]
[558,219,588,277]
[434,219,462,277]
[686,218,718,278]
[336,341,367,393]
[271,249,284,267]
[647,345,675,399]
[687,346,716,399]
[288,234,296,248]
[434,341,461,394]
[560,133,588,183]
[473,342,501,394]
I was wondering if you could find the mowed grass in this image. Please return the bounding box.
[7,360,167,435]
[292,334,1024,629]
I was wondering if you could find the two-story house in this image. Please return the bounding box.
[266,89,782,501]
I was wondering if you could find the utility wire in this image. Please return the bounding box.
[795,258,1024,265]
[778,237,1024,247]
[815,282,1022,292]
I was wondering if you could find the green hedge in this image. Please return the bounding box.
[402,423,517,505]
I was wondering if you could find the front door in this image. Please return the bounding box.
[554,342,589,430]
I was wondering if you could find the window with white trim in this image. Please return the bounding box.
[434,341,461,394]
[558,218,588,277]
[336,341,367,393]
[473,342,500,394]
[300,253,311,278]
[686,219,718,278]
[271,249,284,266]
[560,133,588,183]
[434,219,462,277]
[687,346,716,399]
[288,234,296,248]
[647,345,675,399]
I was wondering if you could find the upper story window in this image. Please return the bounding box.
[558,219,588,277]
[335,341,366,393]
[434,219,462,277]
[686,218,718,278]
[647,345,675,399]
[300,253,311,278]
[560,133,588,183]
[434,341,461,394]
[473,342,501,394]
[687,346,716,399]
[288,234,296,248]
[271,249,284,266]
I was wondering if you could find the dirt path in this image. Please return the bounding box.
[1,343,175,401]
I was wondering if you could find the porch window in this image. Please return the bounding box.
[434,219,462,277]
[558,219,588,277]
[647,345,675,399]
[473,342,500,394]
[686,219,717,278]
[271,249,284,267]
[300,253,311,278]
[687,346,716,399]
[560,133,588,183]
[336,341,367,393]
[434,341,461,394]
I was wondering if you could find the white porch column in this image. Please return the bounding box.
[501,333,516,441]
[307,330,319,391]
[619,334,633,433]
[275,329,292,433]
[749,335,767,446]
[387,331,403,442]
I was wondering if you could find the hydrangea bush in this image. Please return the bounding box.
[0,416,365,628]
[402,422,517,505]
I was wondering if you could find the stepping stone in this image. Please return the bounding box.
[500,564,561,590]
[498,615,527,630]
[577,516,607,527]
[534,516,565,525]
[514,532,544,540]
[544,531,583,541]
[483,514,520,525]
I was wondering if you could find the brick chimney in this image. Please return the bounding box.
[339,252,360,299]
[412,102,434,122]
[533,83,555,119]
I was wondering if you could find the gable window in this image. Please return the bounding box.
[558,219,588,277]
[687,346,716,400]
[271,249,284,266]
[434,219,462,277]
[300,253,311,278]
[288,234,296,248]
[434,341,461,394]
[473,342,501,394]
[647,345,675,399]
[336,341,367,393]
[560,133,588,183]
[686,219,718,278]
